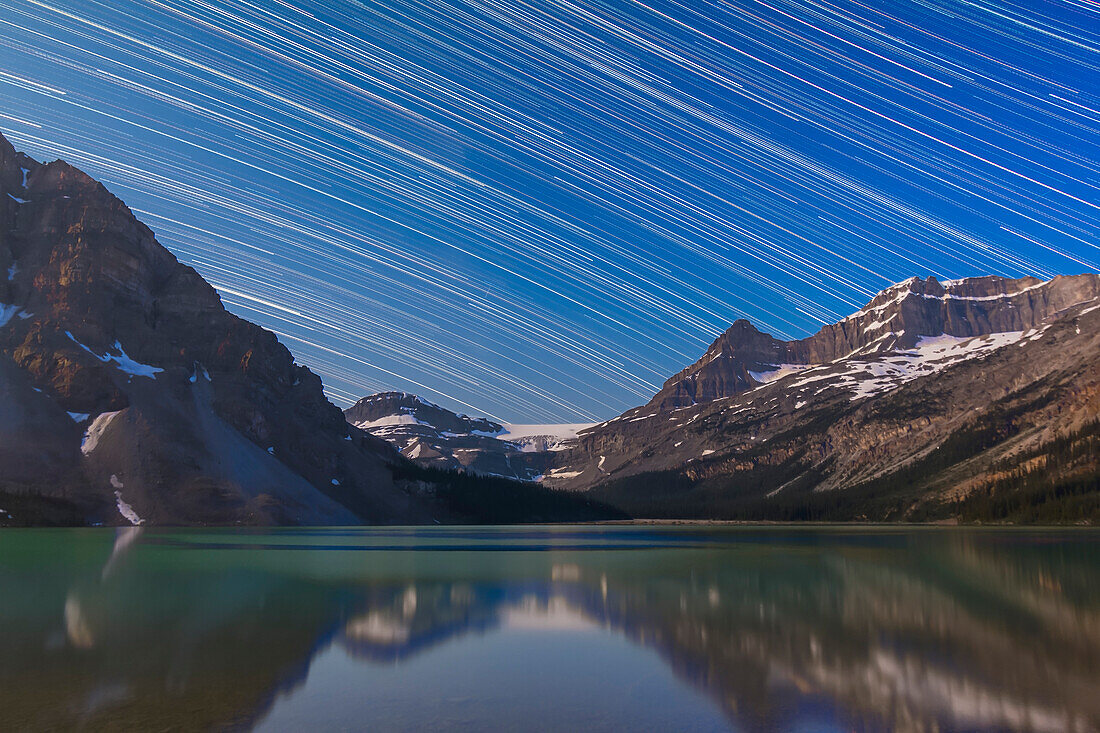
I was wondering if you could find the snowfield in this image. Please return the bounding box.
[498,423,596,451]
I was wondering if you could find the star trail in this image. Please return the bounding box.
[0,0,1097,422]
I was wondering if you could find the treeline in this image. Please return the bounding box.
[392,463,629,523]
[590,461,919,522]
[950,420,1100,523]
[590,402,1099,524]
[0,490,86,527]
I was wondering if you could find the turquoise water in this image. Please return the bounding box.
[1,526,1098,731]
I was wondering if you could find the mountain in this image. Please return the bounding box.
[650,275,1099,409]
[344,391,591,481]
[543,274,1100,522]
[0,131,452,525]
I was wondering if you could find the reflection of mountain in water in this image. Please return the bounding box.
[339,583,504,663]
[1,530,1098,731]
[0,530,351,731]
[560,534,1100,732]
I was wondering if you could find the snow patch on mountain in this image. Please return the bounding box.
[775,331,1026,403]
[544,468,583,479]
[113,482,144,526]
[0,303,21,327]
[109,341,164,378]
[81,411,122,455]
[499,423,595,452]
[66,332,164,379]
[841,277,1051,325]
[748,363,811,385]
[353,413,428,430]
[918,282,1049,302]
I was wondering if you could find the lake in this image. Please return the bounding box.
[1,526,1098,731]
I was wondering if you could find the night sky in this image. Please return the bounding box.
[1,0,1097,422]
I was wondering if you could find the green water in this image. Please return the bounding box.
[1,526,1098,731]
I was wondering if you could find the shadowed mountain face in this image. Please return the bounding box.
[2,527,1097,732]
[541,274,1100,521]
[0,132,434,525]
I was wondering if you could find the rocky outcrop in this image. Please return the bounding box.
[651,320,789,409]
[0,131,433,525]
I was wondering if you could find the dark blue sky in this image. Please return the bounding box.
[1,0,1097,422]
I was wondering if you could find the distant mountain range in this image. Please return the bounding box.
[344,391,591,481]
[2,130,1097,525]
[359,274,1100,523]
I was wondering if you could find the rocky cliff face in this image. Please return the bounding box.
[650,275,1100,409]
[0,132,432,525]
[549,275,1100,521]
[652,320,789,410]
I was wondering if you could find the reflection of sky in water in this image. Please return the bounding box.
[259,597,735,733]
[1,527,1098,732]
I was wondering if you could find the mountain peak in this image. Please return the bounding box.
[0,130,15,159]
[547,281,1100,521]
[719,318,766,340]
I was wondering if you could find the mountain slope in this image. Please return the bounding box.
[0,131,433,525]
[547,275,1100,521]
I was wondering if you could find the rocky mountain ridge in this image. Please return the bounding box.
[346,392,504,437]
[4,128,1096,524]
[650,274,1100,410]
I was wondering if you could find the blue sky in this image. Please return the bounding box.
[1,0,1097,422]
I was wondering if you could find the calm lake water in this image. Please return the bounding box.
[1,526,1099,732]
